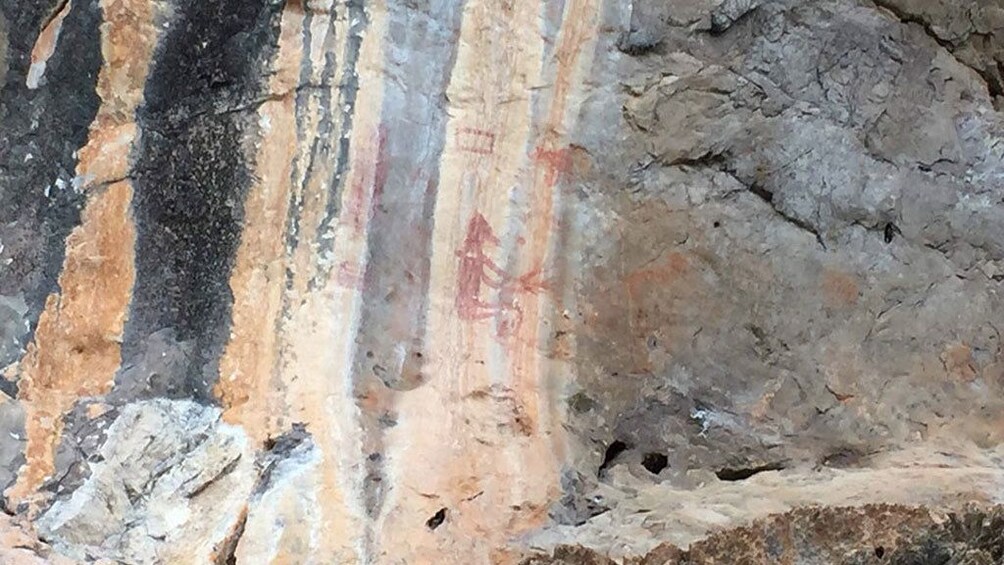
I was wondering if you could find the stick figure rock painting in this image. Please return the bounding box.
[456,212,548,340]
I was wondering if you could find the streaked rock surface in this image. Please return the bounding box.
[0,0,1003,563]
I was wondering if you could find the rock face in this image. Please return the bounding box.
[0,0,1003,563]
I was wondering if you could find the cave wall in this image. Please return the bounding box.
[0,0,1002,563]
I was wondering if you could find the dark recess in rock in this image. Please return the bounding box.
[715,462,785,482]
[255,422,313,495]
[641,452,669,475]
[597,440,629,477]
[213,512,247,565]
[884,222,901,244]
[426,507,447,531]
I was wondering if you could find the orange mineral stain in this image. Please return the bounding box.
[26,0,71,89]
[215,0,304,442]
[8,181,136,507]
[821,268,860,308]
[6,0,160,507]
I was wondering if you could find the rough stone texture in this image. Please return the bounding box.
[0,0,1003,563]
[523,505,1004,564]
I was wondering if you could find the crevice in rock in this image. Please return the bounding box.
[871,0,999,99]
[672,154,829,250]
[715,462,785,481]
[38,0,70,34]
[213,508,247,565]
[255,423,312,496]
[745,180,827,249]
[185,454,242,499]
[426,507,447,531]
[156,82,330,132]
[597,440,630,477]
[883,222,901,244]
[666,150,726,169]
[825,384,854,403]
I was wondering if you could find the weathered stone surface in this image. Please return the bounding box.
[523,505,1004,564]
[37,400,255,563]
[0,0,1003,563]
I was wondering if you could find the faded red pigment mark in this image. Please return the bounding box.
[623,252,690,328]
[532,145,573,187]
[346,126,390,236]
[457,127,496,155]
[335,260,364,290]
[455,212,548,339]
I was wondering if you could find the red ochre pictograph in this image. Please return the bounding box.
[456,212,548,339]
[457,127,496,155]
[335,260,364,290]
[532,145,576,187]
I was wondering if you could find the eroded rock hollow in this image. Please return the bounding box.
[0,0,1003,563]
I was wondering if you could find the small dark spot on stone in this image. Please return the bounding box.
[568,391,597,414]
[414,351,423,358]
[368,452,381,462]
[713,221,721,228]
[366,350,374,358]
[426,507,447,530]
[716,462,784,481]
[874,546,885,559]
[641,452,668,474]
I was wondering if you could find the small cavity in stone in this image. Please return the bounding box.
[426,508,447,531]
[641,452,668,474]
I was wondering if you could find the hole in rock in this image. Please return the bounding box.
[874,546,885,559]
[598,440,630,477]
[426,508,447,531]
[641,452,668,474]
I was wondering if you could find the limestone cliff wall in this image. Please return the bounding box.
[0,0,1002,563]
